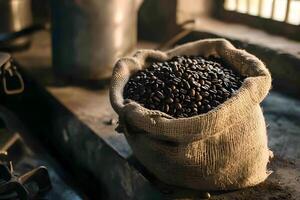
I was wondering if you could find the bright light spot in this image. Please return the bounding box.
[248,0,260,16]
[260,0,273,18]
[288,0,300,25]
[237,0,248,13]
[223,0,300,25]
[224,0,237,11]
[273,0,287,21]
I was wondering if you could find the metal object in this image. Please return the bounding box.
[156,19,196,51]
[0,106,84,199]
[138,0,179,42]
[51,0,143,81]
[0,53,24,95]
[0,130,51,200]
[0,24,46,44]
[0,108,52,200]
[0,0,33,49]
[0,155,52,200]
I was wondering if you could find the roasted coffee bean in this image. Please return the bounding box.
[124,55,244,118]
[183,80,191,89]
[189,89,196,97]
[205,104,211,110]
[195,93,203,101]
[203,99,210,104]
[163,104,170,113]
[201,91,210,97]
[175,103,182,110]
[180,89,188,95]
[210,89,217,94]
[165,97,174,104]
[153,96,160,102]
[174,77,181,83]
[180,94,185,100]
[199,79,205,85]
[156,91,164,99]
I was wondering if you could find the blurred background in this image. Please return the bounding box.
[0,0,299,199]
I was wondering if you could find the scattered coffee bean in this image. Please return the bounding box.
[123,55,244,118]
[105,118,117,126]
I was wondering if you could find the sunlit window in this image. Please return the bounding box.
[248,0,260,16]
[224,0,300,25]
[237,0,248,13]
[288,0,300,25]
[273,0,287,21]
[260,0,273,18]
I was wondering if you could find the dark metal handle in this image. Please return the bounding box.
[3,70,24,95]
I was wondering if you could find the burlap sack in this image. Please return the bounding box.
[109,39,273,190]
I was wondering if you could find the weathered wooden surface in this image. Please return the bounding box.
[12,31,300,199]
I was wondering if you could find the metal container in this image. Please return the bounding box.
[0,0,33,49]
[51,0,143,81]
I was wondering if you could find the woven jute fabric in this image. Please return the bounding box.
[109,39,273,190]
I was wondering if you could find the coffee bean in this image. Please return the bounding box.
[201,85,209,91]
[201,91,210,97]
[189,89,195,97]
[153,96,160,102]
[166,87,172,94]
[180,89,188,95]
[224,92,230,97]
[124,55,244,118]
[150,75,157,80]
[174,77,181,83]
[203,99,210,104]
[199,79,205,85]
[183,80,191,89]
[156,91,164,99]
[166,97,174,104]
[163,104,170,113]
[210,89,217,94]
[175,103,182,110]
[206,104,211,110]
[195,93,203,101]
[180,94,185,100]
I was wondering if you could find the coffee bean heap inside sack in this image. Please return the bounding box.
[123,55,245,118]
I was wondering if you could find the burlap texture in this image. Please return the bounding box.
[109,39,273,190]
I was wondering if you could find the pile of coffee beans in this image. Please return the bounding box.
[123,55,244,118]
